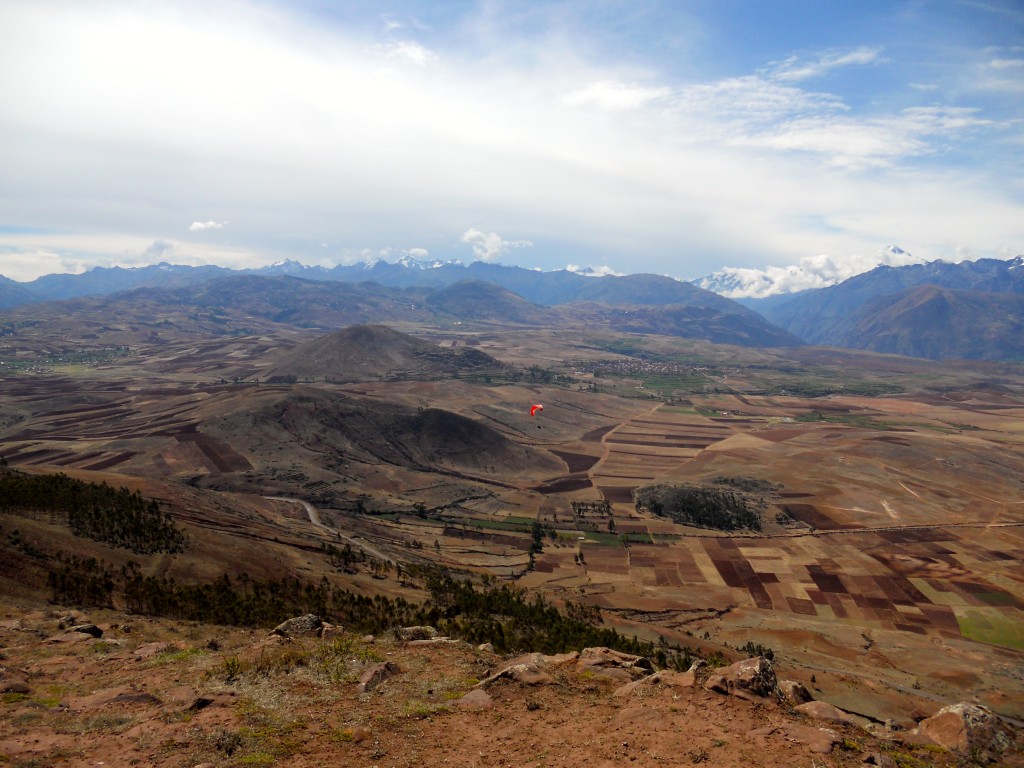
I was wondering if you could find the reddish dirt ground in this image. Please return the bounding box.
[4,605,1014,768]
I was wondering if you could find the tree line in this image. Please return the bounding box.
[45,553,696,668]
[0,468,186,554]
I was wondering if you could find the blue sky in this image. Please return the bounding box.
[1,1,1021,294]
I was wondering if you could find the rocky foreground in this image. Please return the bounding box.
[0,607,1020,767]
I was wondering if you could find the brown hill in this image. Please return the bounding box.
[265,324,507,383]
[207,386,563,484]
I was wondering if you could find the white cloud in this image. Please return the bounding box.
[695,246,931,298]
[767,47,881,82]
[566,263,624,277]
[673,75,845,123]
[0,232,276,280]
[0,3,1018,284]
[461,229,532,262]
[385,40,437,66]
[564,80,672,111]
[988,58,1024,70]
[189,220,226,232]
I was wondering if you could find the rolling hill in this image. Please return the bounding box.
[265,324,507,383]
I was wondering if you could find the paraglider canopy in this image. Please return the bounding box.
[530,404,544,417]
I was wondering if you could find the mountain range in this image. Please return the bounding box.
[3,253,1024,360]
[0,262,800,350]
[746,256,1024,360]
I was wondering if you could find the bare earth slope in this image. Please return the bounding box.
[3,605,1018,768]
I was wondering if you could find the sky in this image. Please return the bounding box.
[1,0,1022,294]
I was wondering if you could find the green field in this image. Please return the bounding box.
[955,607,1024,651]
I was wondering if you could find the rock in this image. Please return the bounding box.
[163,685,198,705]
[577,647,654,681]
[914,702,1011,762]
[477,643,494,653]
[703,674,729,695]
[0,668,30,694]
[476,654,556,688]
[784,723,842,754]
[357,661,400,693]
[361,634,375,643]
[861,753,897,767]
[70,623,103,638]
[795,701,858,726]
[271,614,322,638]
[111,691,162,706]
[394,626,439,641]
[778,679,812,705]
[406,638,466,647]
[613,669,696,699]
[320,622,344,642]
[453,688,494,710]
[703,656,777,701]
[132,641,178,660]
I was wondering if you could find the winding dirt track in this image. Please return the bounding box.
[266,496,395,564]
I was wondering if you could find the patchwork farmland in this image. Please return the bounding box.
[2,326,1023,724]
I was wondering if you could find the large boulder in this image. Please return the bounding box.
[613,669,697,699]
[703,656,778,701]
[394,626,439,641]
[271,614,322,638]
[794,701,858,726]
[914,703,1012,763]
[576,647,654,681]
[71,623,103,638]
[778,679,812,706]
[477,654,557,687]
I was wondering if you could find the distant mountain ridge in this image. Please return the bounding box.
[749,255,1024,360]
[8,253,1024,360]
[0,271,801,350]
[0,257,786,312]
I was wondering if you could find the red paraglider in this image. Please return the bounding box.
[530,404,544,417]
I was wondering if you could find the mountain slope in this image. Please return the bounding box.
[570,302,804,347]
[826,285,1024,361]
[0,275,37,310]
[25,262,234,300]
[756,256,1024,347]
[425,280,559,324]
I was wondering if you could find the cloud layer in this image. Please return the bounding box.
[693,246,930,298]
[0,1,1020,283]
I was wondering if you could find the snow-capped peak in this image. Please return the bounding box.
[692,246,928,299]
[566,264,624,277]
[396,255,462,269]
